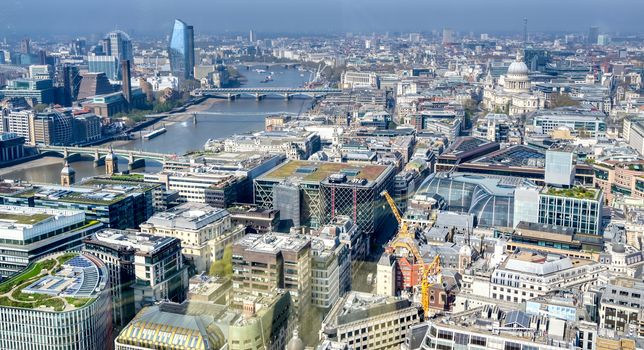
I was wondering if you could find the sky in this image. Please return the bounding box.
[1,0,643,38]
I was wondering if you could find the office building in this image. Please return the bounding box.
[232,233,311,318]
[28,65,53,80]
[6,109,33,143]
[320,291,422,350]
[0,133,26,163]
[314,215,367,263]
[146,152,283,207]
[84,229,188,313]
[589,26,599,45]
[72,112,102,144]
[599,277,643,337]
[340,71,379,89]
[0,205,102,277]
[545,144,575,187]
[0,78,55,104]
[29,110,73,145]
[104,30,133,62]
[593,160,644,204]
[530,109,606,139]
[140,203,245,272]
[254,160,395,236]
[88,55,121,80]
[442,28,455,44]
[169,19,195,81]
[223,130,321,160]
[227,206,280,234]
[539,186,603,235]
[0,179,158,229]
[489,251,604,304]
[407,304,588,350]
[0,252,112,350]
[309,234,351,309]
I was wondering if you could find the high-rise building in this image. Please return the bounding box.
[0,78,55,104]
[0,252,113,350]
[588,26,599,45]
[523,17,528,43]
[19,38,30,55]
[249,29,256,43]
[105,30,133,62]
[169,19,195,81]
[88,55,121,80]
[538,187,603,235]
[71,38,87,56]
[442,28,455,45]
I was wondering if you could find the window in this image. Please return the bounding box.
[454,333,469,345]
[504,342,521,350]
[471,336,486,347]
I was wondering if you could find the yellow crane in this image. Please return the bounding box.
[381,191,442,317]
[421,255,442,317]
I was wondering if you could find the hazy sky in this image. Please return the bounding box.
[1,0,643,38]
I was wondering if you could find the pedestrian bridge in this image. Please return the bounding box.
[193,87,343,100]
[37,145,172,169]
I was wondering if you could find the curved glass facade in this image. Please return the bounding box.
[169,19,195,80]
[416,173,516,228]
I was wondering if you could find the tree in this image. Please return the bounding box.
[550,93,580,108]
[209,244,233,277]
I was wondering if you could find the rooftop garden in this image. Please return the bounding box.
[0,213,51,225]
[546,186,597,200]
[265,160,386,182]
[0,253,95,312]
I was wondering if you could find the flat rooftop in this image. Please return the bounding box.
[90,229,177,254]
[145,203,229,230]
[259,160,390,184]
[235,233,309,254]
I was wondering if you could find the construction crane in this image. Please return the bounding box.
[381,191,442,317]
[381,190,421,261]
[381,190,409,238]
[421,255,442,317]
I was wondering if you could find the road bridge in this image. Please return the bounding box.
[37,146,171,170]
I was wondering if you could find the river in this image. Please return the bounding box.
[1,65,312,184]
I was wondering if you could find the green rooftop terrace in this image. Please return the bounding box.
[0,252,96,312]
[545,186,598,200]
[0,212,51,225]
[262,160,389,183]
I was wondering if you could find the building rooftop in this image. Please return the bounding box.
[0,252,107,311]
[145,203,229,231]
[259,160,391,184]
[89,229,178,255]
[544,186,598,200]
[235,233,309,255]
[323,291,415,329]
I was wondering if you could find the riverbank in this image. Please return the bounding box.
[0,157,63,177]
[107,98,224,149]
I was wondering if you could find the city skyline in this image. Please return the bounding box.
[1,0,644,38]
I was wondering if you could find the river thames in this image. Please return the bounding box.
[0,65,312,183]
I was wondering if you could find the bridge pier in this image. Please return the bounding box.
[227,93,237,101]
[93,150,104,167]
[128,153,146,170]
[284,93,291,101]
[255,93,265,101]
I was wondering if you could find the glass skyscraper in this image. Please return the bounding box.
[169,19,195,81]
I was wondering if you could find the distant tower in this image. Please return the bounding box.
[60,160,76,186]
[523,17,528,44]
[121,59,132,105]
[20,38,31,55]
[249,30,256,43]
[105,146,119,175]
